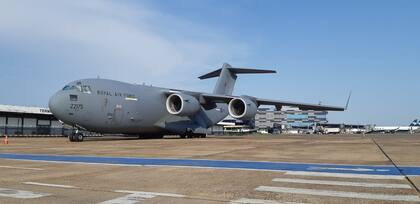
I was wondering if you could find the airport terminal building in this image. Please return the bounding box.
[211,108,329,134]
[255,108,328,131]
[0,104,70,136]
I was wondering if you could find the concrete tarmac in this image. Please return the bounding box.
[0,134,419,204]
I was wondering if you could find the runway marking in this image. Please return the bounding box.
[308,167,389,172]
[0,165,43,171]
[98,190,184,204]
[256,186,420,202]
[0,187,50,199]
[114,190,185,198]
[98,193,153,204]
[272,178,411,189]
[23,182,76,189]
[231,198,308,204]
[285,171,405,180]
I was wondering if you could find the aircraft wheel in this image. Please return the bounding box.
[180,134,186,139]
[200,134,207,138]
[76,133,84,142]
[68,134,76,142]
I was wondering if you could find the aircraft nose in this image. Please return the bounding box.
[48,92,66,118]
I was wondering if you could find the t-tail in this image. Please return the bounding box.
[198,63,276,95]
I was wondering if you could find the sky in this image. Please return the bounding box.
[0,0,419,125]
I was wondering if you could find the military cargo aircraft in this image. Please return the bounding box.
[49,63,347,142]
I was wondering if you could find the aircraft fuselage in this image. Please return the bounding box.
[49,78,228,135]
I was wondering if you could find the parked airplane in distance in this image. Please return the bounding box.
[410,119,419,127]
[367,119,420,134]
[49,63,347,142]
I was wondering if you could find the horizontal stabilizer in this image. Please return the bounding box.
[199,63,276,95]
[199,67,276,79]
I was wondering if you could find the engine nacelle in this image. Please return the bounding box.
[228,97,258,119]
[166,93,201,116]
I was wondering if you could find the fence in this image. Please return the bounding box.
[0,126,100,137]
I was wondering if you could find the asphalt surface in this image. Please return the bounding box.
[0,134,419,204]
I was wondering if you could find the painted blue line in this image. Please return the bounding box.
[0,153,419,176]
[400,167,420,176]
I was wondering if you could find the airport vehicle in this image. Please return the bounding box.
[49,63,347,142]
[348,128,366,134]
[322,127,341,134]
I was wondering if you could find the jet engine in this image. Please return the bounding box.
[228,97,258,119]
[166,93,201,116]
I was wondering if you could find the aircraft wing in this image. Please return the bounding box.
[255,98,345,111]
[165,91,347,111]
[200,94,346,111]
[200,93,234,103]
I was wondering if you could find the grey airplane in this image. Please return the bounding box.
[49,63,347,142]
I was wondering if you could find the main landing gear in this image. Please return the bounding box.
[138,134,164,139]
[69,131,84,142]
[180,133,206,139]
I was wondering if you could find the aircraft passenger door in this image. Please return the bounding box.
[104,98,124,126]
[103,98,113,125]
[113,104,124,124]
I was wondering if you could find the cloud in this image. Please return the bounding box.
[0,0,249,89]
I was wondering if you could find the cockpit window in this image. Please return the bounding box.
[62,84,89,93]
[62,85,73,91]
[82,85,92,94]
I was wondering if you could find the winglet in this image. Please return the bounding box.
[345,91,352,110]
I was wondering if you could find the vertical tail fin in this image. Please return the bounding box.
[198,63,276,95]
[411,119,418,126]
